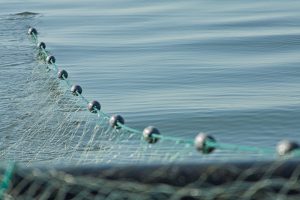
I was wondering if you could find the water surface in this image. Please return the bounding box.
[1,0,300,165]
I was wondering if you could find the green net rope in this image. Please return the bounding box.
[0,162,15,199]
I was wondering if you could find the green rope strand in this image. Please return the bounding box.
[205,140,274,154]
[0,162,15,199]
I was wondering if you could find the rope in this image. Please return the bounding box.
[28,29,300,158]
[0,162,15,199]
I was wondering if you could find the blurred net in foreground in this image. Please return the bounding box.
[0,161,300,200]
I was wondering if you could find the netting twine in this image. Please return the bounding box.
[27,27,300,159]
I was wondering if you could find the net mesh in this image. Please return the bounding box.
[0,55,200,165]
[0,13,299,199]
[3,28,299,166]
[1,161,300,200]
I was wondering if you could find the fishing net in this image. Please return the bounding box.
[3,25,299,166]
[0,14,300,199]
[1,161,300,200]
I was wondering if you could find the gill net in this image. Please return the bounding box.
[0,14,299,200]
[2,27,299,166]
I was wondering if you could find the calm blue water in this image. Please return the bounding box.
[1,0,300,165]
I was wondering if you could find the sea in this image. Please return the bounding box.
[0,0,300,166]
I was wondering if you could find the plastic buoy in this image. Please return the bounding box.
[58,69,68,80]
[71,85,82,96]
[109,115,125,129]
[88,101,101,113]
[277,140,299,156]
[46,55,56,64]
[28,27,37,35]
[195,133,216,154]
[143,126,160,144]
[37,42,46,49]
